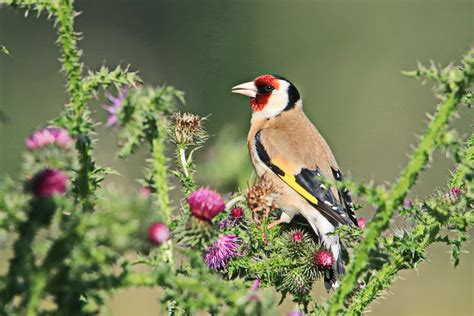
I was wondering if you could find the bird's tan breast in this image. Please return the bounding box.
[247,106,341,202]
[248,107,338,170]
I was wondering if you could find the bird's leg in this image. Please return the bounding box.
[267,212,293,229]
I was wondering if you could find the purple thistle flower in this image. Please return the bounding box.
[449,187,462,199]
[204,234,240,270]
[102,87,128,126]
[247,277,261,302]
[148,222,170,246]
[31,169,68,198]
[25,128,73,150]
[188,187,225,221]
[250,278,260,291]
[403,198,412,208]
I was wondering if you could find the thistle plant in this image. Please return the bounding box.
[0,1,472,315]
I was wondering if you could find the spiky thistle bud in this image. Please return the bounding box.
[31,169,68,198]
[148,222,170,246]
[447,187,462,201]
[230,207,244,220]
[281,269,312,295]
[172,112,207,146]
[247,175,278,226]
[292,231,304,242]
[284,229,313,257]
[188,187,225,221]
[314,250,335,268]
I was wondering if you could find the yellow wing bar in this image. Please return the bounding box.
[270,157,318,205]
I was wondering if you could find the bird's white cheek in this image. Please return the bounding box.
[251,92,289,121]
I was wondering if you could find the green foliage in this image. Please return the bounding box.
[327,50,474,316]
[0,0,472,315]
[117,85,184,158]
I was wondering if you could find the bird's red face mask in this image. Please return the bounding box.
[231,74,281,112]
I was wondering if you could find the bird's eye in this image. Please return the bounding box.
[264,85,274,92]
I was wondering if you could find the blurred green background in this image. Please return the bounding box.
[0,0,472,315]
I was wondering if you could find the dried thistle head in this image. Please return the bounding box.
[246,175,278,226]
[172,112,207,146]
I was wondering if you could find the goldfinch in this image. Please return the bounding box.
[231,74,358,289]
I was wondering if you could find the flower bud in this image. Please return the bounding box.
[148,222,170,246]
[230,207,244,220]
[314,250,335,268]
[357,217,366,229]
[173,112,206,146]
[449,187,461,199]
[32,169,68,198]
[403,198,412,208]
[139,186,152,198]
[291,231,304,242]
[188,187,225,221]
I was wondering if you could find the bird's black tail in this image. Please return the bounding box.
[324,255,345,290]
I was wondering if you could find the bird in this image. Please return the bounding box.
[231,74,358,289]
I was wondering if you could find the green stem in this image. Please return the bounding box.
[175,145,196,195]
[450,133,473,188]
[346,257,401,316]
[151,118,173,265]
[57,0,83,109]
[55,0,97,209]
[0,200,55,312]
[328,93,462,315]
[25,270,47,316]
[346,132,474,314]
[179,147,190,178]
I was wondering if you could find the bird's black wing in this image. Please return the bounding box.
[255,131,355,227]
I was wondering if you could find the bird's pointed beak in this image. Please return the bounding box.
[231,81,257,98]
